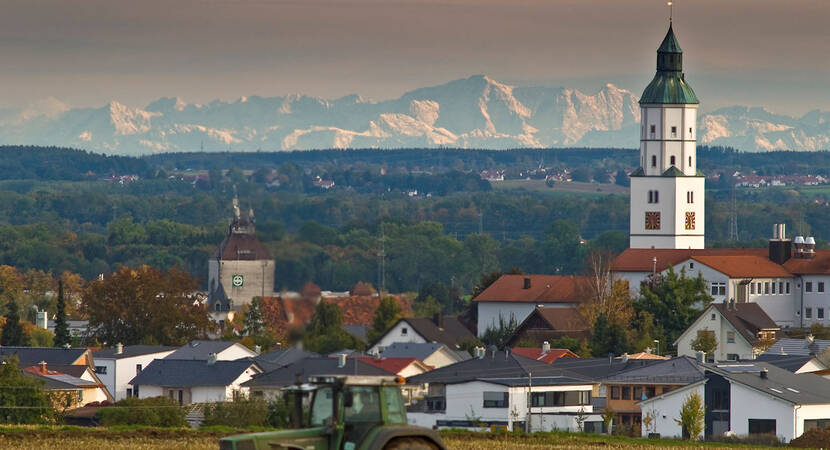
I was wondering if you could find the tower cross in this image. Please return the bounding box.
[668,1,673,22]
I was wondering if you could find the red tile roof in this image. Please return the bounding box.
[261,295,413,329]
[355,357,429,375]
[611,248,770,273]
[613,248,830,277]
[510,348,578,364]
[690,255,792,278]
[785,251,830,275]
[324,296,412,326]
[474,275,591,303]
[214,233,271,261]
[534,307,590,332]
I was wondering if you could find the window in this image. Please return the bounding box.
[750,283,755,295]
[311,387,334,426]
[765,282,770,294]
[136,364,142,374]
[748,419,776,435]
[710,282,726,296]
[621,386,631,400]
[787,282,791,294]
[126,388,133,398]
[711,313,716,320]
[654,191,659,203]
[610,386,620,400]
[344,386,382,422]
[401,327,408,336]
[820,308,825,320]
[651,155,657,167]
[670,155,676,166]
[483,392,508,408]
[633,386,643,401]
[687,191,694,203]
[807,282,813,292]
[690,262,695,269]
[771,282,776,294]
[806,308,813,319]
[727,331,735,343]
[650,125,656,135]
[689,156,692,166]
[383,387,406,424]
[95,366,107,375]
[645,386,656,398]
[671,126,677,138]
[648,191,653,203]
[779,282,784,294]
[727,353,739,361]
[820,282,826,293]
[804,419,830,432]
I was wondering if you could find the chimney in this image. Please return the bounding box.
[338,353,347,368]
[433,313,444,329]
[39,361,47,374]
[207,352,218,365]
[805,237,816,258]
[760,368,768,379]
[523,277,531,289]
[621,353,629,363]
[695,351,706,363]
[768,224,792,264]
[116,343,124,355]
[542,341,551,354]
[254,345,261,355]
[794,236,805,258]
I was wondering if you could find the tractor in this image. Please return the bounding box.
[219,375,445,450]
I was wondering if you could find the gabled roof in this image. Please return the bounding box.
[26,371,96,391]
[243,357,393,388]
[784,251,830,275]
[130,359,258,387]
[520,307,589,333]
[611,248,769,273]
[604,356,704,385]
[690,255,792,278]
[165,340,255,360]
[213,233,271,261]
[710,302,779,346]
[94,345,176,360]
[511,348,578,364]
[396,317,476,348]
[356,357,429,375]
[705,361,830,405]
[474,275,590,304]
[407,351,586,385]
[765,337,830,357]
[549,357,662,382]
[661,166,685,177]
[0,347,89,367]
[379,342,468,362]
[755,354,817,373]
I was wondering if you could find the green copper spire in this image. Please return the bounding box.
[640,24,699,105]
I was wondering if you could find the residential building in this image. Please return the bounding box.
[253,347,319,372]
[379,342,470,369]
[764,336,830,356]
[510,345,579,364]
[674,302,779,361]
[243,356,393,398]
[473,275,590,337]
[506,306,590,347]
[130,358,262,405]
[368,315,475,354]
[93,344,176,400]
[602,356,704,434]
[164,340,257,361]
[0,347,93,367]
[24,362,112,408]
[639,361,830,442]
[406,350,600,432]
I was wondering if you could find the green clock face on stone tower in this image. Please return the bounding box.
[232,274,244,287]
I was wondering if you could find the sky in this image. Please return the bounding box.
[1,0,829,116]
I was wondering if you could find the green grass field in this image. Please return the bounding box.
[492,179,628,196]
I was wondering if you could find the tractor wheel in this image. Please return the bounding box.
[383,437,438,450]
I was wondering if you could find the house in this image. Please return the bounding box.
[755,354,829,375]
[379,343,470,369]
[368,315,476,354]
[253,347,318,372]
[129,357,262,405]
[46,319,90,340]
[639,361,830,442]
[0,347,93,367]
[611,226,830,329]
[511,344,579,364]
[243,356,394,397]
[506,307,590,347]
[23,362,112,408]
[764,336,830,356]
[356,357,433,403]
[674,302,780,361]
[93,344,176,400]
[164,340,257,361]
[602,356,704,434]
[473,275,590,337]
[406,349,601,432]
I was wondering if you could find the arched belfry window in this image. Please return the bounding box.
[651,155,657,167]
[670,155,676,166]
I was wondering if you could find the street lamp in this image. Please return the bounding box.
[653,339,660,356]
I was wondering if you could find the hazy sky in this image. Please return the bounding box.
[2,0,829,115]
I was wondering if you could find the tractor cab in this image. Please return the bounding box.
[220,375,444,450]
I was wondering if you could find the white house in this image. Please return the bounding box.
[368,316,475,354]
[379,343,470,369]
[674,302,779,361]
[472,275,589,337]
[407,350,601,432]
[130,358,261,404]
[639,361,830,442]
[93,344,176,401]
[164,340,257,361]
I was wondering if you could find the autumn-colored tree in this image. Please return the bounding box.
[82,266,214,346]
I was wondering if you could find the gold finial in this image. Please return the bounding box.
[668,1,673,22]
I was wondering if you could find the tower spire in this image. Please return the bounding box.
[668,1,673,22]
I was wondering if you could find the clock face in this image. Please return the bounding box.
[645,211,661,230]
[232,274,244,287]
[685,212,696,230]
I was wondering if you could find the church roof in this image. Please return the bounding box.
[640,24,699,105]
[661,166,685,177]
[213,233,271,261]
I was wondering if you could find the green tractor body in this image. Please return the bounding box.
[220,375,445,450]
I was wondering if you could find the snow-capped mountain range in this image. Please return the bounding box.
[0,75,827,155]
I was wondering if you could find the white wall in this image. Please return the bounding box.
[639,382,705,439]
[98,350,176,401]
[217,344,258,361]
[675,306,754,361]
[423,349,464,369]
[369,321,428,353]
[729,381,794,441]
[137,385,163,399]
[477,302,576,337]
[212,259,275,309]
[795,404,830,439]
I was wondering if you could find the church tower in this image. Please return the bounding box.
[629,23,704,249]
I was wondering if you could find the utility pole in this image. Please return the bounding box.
[526,371,532,433]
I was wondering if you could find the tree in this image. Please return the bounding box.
[571,166,592,183]
[415,281,463,314]
[0,356,54,423]
[590,313,631,357]
[412,295,442,318]
[634,268,713,349]
[244,297,266,337]
[1,299,28,346]
[480,313,518,349]
[675,391,705,440]
[614,169,630,187]
[304,301,363,354]
[53,279,70,347]
[82,266,213,346]
[601,407,616,435]
[690,330,718,356]
[367,297,402,344]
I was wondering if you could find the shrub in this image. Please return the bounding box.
[202,397,270,428]
[96,396,186,427]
